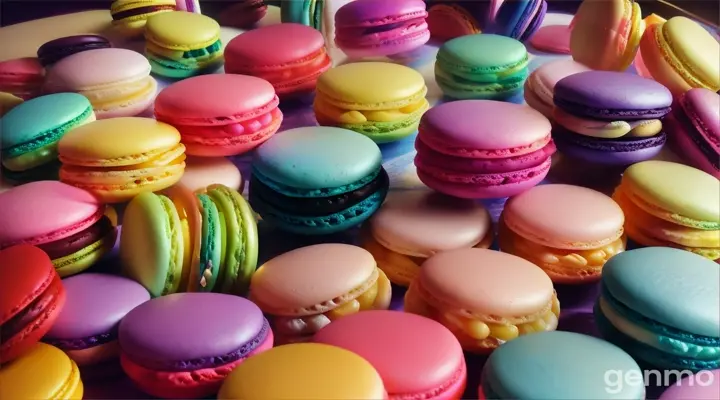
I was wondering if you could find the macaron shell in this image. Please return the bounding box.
[225,23,326,67]
[0,343,83,400]
[529,24,571,54]
[145,11,220,49]
[662,17,720,91]
[0,244,57,322]
[524,59,591,116]
[335,0,426,25]
[659,369,720,400]
[569,0,632,70]
[179,157,243,192]
[45,48,150,90]
[682,88,720,149]
[438,33,527,71]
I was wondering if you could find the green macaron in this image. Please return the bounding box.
[281,0,324,30]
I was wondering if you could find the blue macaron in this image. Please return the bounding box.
[280,0,323,30]
[249,127,389,235]
[487,0,547,41]
[595,247,720,372]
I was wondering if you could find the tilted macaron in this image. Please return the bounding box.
[1,93,95,184]
[144,11,223,79]
[523,59,591,119]
[314,62,429,143]
[249,127,390,235]
[595,247,720,371]
[218,0,267,28]
[224,24,332,98]
[0,343,83,400]
[479,331,644,399]
[58,117,186,203]
[249,244,392,344]
[314,310,467,400]
[570,0,643,71]
[180,156,243,193]
[0,57,44,99]
[110,0,176,38]
[633,13,666,79]
[612,161,720,260]
[154,74,283,156]
[0,182,117,277]
[363,190,493,287]
[0,245,66,363]
[658,369,720,400]
[435,33,529,100]
[499,184,626,284]
[414,100,555,199]
[44,48,157,119]
[487,0,547,41]
[37,35,112,67]
[404,248,560,354]
[119,293,273,399]
[121,184,258,297]
[281,0,324,30]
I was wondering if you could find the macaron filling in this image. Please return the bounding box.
[175,108,282,147]
[37,215,115,260]
[112,4,176,20]
[553,127,667,152]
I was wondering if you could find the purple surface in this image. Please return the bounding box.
[335,0,427,26]
[554,129,667,165]
[521,0,547,41]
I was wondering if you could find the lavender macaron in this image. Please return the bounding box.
[37,35,112,67]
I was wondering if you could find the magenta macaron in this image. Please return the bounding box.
[414,100,555,198]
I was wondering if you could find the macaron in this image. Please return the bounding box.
[528,24,572,54]
[121,184,257,297]
[363,190,493,287]
[570,0,643,71]
[658,369,720,400]
[217,0,267,28]
[37,35,112,67]
[281,0,324,30]
[43,274,150,370]
[612,160,720,260]
[314,310,467,400]
[404,248,560,354]
[0,181,118,277]
[552,71,672,165]
[118,293,273,399]
[110,0,176,38]
[335,0,430,58]
[487,0,547,41]
[144,11,223,78]
[224,23,332,98]
[0,245,66,363]
[249,244,392,344]
[0,343,83,399]
[499,184,626,283]
[479,331,644,399]
[58,117,186,203]
[523,59,591,119]
[435,33,529,100]
[154,74,283,156]
[0,57,44,99]
[595,247,720,371]
[249,127,390,235]
[665,88,719,178]
[44,48,157,119]
[414,100,555,199]
[639,16,720,96]
[0,92,23,116]
[426,1,491,41]
[1,93,95,184]
[179,156,243,193]
[314,62,429,143]
[175,0,201,13]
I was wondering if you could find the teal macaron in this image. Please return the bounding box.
[435,33,529,100]
[1,92,95,183]
[281,0,324,30]
[196,193,222,292]
[595,247,720,372]
[481,331,645,399]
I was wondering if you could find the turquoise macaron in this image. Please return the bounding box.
[248,126,389,235]
[480,331,645,399]
[435,33,529,100]
[281,0,323,30]
[1,93,95,183]
[595,247,720,372]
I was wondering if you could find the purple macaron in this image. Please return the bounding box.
[487,0,547,41]
[118,293,273,399]
[37,35,112,66]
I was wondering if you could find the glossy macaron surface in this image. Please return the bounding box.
[45,48,151,91]
[225,23,326,68]
[0,343,82,399]
[144,11,220,49]
[438,33,527,71]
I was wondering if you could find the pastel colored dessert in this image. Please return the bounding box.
[110,0,176,37]
[1,93,95,184]
[479,331,644,399]
[552,71,672,165]
[0,57,44,99]
[435,33,529,100]
[180,156,243,193]
[224,24,332,98]
[44,48,157,119]
[570,0,643,71]
[0,343,83,399]
[121,184,258,297]
[362,190,493,286]
[37,35,112,67]
[219,343,386,399]
[144,11,223,79]
[528,24,571,54]
[499,184,626,283]
[404,248,560,353]
[218,0,267,28]
[523,59,591,119]
[633,14,667,80]
[658,369,720,400]
[119,293,273,399]
[249,127,390,234]
[175,0,200,13]
[281,0,324,30]
[314,310,467,400]
[595,247,720,371]
[487,0,546,41]
[58,117,186,203]
[0,92,23,116]
[154,74,283,156]
[665,88,719,178]
[0,182,117,277]
[639,16,720,96]
[612,161,720,260]
[414,100,555,199]
[314,62,429,143]
[0,245,66,363]
[249,244,392,344]
[335,0,430,58]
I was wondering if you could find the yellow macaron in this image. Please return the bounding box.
[0,343,83,399]
[110,0,176,38]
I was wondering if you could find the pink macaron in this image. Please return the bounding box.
[658,369,720,400]
[529,24,572,54]
[523,59,591,119]
[0,57,44,99]
[414,100,555,199]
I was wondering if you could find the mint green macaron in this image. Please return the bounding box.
[281,0,323,30]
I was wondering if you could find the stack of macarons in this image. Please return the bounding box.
[37,35,112,67]
[487,0,547,41]
[110,0,176,37]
